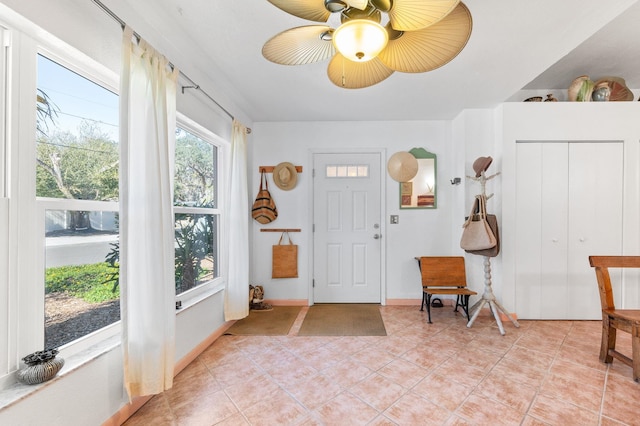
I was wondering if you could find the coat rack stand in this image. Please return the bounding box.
[465,171,519,335]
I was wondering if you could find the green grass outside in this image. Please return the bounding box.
[45,263,119,303]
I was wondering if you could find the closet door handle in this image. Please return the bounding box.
[579,237,585,242]
[552,238,558,243]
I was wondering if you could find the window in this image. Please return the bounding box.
[326,164,369,178]
[173,124,222,297]
[36,54,120,350]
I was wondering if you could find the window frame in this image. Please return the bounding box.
[0,24,10,389]
[173,113,227,305]
[0,14,230,391]
[34,48,121,362]
[0,19,126,389]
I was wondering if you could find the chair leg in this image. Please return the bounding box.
[462,295,471,321]
[454,295,461,313]
[600,315,615,364]
[425,293,433,324]
[420,292,426,311]
[632,323,639,382]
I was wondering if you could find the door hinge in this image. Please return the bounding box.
[312,279,315,288]
[312,168,315,178]
[312,224,315,232]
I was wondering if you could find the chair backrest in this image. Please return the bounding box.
[418,256,467,288]
[589,256,640,310]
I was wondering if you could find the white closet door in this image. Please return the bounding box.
[515,141,623,319]
[540,143,570,318]
[567,142,623,319]
[515,143,570,319]
[514,143,544,319]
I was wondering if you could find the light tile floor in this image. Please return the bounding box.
[123,306,640,426]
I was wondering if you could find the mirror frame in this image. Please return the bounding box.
[399,147,437,209]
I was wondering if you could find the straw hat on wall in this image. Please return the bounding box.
[273,162,298,190]
[387,151,418,182]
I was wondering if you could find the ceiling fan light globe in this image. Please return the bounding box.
[333,20,389,62]
[324,0,347,13]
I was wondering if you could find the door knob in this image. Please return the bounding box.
[373,234,381,239]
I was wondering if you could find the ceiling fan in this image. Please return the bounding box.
[262,0,472,89]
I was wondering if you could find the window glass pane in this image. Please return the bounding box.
[36,55,119,201]
[175,128,217,208]
[175,213,217,294]
[45,209,120,349]
[325,164,369,178]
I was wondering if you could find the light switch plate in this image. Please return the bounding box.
[390,215,399,224]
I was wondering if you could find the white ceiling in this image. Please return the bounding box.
[102,0,640,123]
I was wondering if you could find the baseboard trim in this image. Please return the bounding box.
[385,299,421,306]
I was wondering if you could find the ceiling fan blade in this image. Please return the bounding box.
[263,26,335,65]
[388,0,460,31]
[346,0,368,10]
[327,53,394,89]
[379,2,472,73]
[267,0,331,22]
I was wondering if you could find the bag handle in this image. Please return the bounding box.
[462,197,480,228]
[477,194,488,219]
[278,231,294,245]
[259,170,268,191]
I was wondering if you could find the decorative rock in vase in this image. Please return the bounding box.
[17,349,65,385]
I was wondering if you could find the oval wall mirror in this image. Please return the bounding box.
[399,147,436,209]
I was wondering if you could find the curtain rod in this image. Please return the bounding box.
[91,0,251,134]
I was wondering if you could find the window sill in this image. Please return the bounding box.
[176,281,225,313]
[0,335,120,411]
[0,284,225,411]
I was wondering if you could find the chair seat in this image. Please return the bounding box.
[603,309,640,322]
[423,287,477,296]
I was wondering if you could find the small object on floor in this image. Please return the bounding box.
[249,284,273,311]
[251,301,273,311]
[431,298,444,308]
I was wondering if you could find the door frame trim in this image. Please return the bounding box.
[308,148,387,306]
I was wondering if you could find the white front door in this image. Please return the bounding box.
[312,152,383,303]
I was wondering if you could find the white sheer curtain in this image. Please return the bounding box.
[224,119,249,320]
[119,26,178,398]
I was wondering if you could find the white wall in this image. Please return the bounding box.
[452,109,506,301]
[249,120,474,302]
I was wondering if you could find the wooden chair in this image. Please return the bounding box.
[416,256,477,324]
[589,256,640,382]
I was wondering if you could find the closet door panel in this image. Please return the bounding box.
[514,143,544,318]
[540,143,569,319]
[567,142,623,319]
